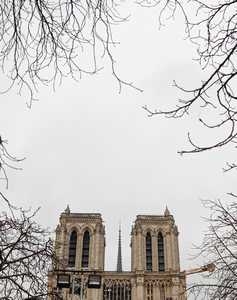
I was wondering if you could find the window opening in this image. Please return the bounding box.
[68,231,77,267]
[158,232,165,272]
[82,230,90,268]
[146,232,152,272]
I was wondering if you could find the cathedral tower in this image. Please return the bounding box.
[131,207,180,273]
[55,206,105,271]
[130,207,183,300]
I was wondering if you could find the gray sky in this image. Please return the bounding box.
[1,1,236,284]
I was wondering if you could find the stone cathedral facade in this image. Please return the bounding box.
[48,207,186,300]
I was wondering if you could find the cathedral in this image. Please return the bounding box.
[48,207,186,300]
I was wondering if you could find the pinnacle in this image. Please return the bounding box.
[64,205,70,214]
[164,205,170,216]
[116,224,123,272]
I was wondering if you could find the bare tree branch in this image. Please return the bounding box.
[188,196,237,299]
[0,0,142,105]
[143,0,237,156]
[0,205,57,300]
[0,135,25,189]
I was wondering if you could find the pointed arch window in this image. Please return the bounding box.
[81,230,90,268]
[146,232,152,272]
[158,232,165,272]
[68,230,77,267]
[146,282,154,300]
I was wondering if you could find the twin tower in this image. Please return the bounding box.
[48,207,186,300]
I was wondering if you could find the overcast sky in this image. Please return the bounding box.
[1,1,236,287]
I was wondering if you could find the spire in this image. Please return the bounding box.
[164,205,170,216]
[64,205,70,214]
[116,223,123,272]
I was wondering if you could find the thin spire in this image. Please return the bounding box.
[164,205,170,216]
[116,223,123,272]
[64,205,70,214]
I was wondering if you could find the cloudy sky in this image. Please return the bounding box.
[1,0,236,285]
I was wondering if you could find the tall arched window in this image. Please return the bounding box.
[146,232,152,272]
[81,230,90,268]
[158,232,165,272]
[68,230,77,267]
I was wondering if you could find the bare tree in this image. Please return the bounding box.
[0,193,56,300]
[186,196,237,299]
[0,136,24,189]
[0,0,142,106]
[143,0,237,158]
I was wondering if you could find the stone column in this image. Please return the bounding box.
[100,278,105,300]
[62,227,68,266]
[89,232,95,269]
[166,232,173,271]
[159,284,165,300]
[171,232,177,271]
[176,236,180,271]
[137,230,143,271]
[131,233,135,271]
[152,233,158,272]
[76,232,83,269]
[94,224,105,270]
[165,284,172,300]
[173,228,180,271]
[93,229,98,269]
[55,225,65,265]
[171,278,182,300]
[142,234,146,271]
[164,233,168,272]
[131,278,137,300]
[90,288,101,300]
[135,275,145,300]
[169,231,175,271]
[153,283,160,300]
[99,226,106,271]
